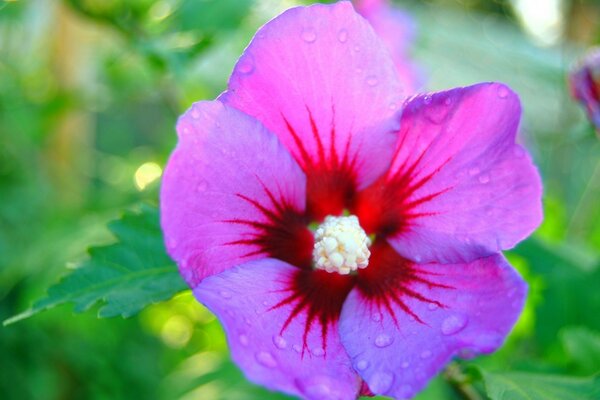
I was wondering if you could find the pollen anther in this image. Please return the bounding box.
[313,215,371,275]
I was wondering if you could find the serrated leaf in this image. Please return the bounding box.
[4,205,187,325]
[481,370,600,400]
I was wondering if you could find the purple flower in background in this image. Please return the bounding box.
[161,3,542,399]
[570,47,600,133]
[354,0,423,93]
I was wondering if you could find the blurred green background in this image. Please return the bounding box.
[1,0,599,399]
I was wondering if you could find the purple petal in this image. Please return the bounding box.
[339,253,526,398]
[569,47,600,132]
[194,259,360,400]
[354,0,423,93]
[220,2,405,213]
[354,82,542,264]
[160,101,311,287]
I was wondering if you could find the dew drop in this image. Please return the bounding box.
[304,382,331,398]
[312,347,325,357]
[337,29,348,43]
[191,107,200,119]
[301,28,317,43]
[512,146,525,158]
[369,371,394,393]
[196,180,208,192]
[478,174,490,184]
[423,95,432,105]
[389,102,397,110]
[272,335,287,349]
[497,86,509,98]
[219,290,232,299]
[371,312,382,322]
[427,303,439,311]
[244,318,252,326]
[255,351,278,368]
[468,167,480,176]
[399,384,414,397]
[420,350,432,359]
[366,76,379,87]
[292,344,302,353]
[374,334,394,348]
[353,45,360,52]
[441,314,468,335]
[237,55,254,74]
[355,67,363,74]
[356,359,369,370]
[239,334,249,346]
[414,254,422,263]
[401,361,410,369]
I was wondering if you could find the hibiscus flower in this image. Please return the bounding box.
[161,3,542,399]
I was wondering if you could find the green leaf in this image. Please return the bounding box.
[561,327,600,375]
[4,205,187,325]
[510,237,600,349]
[481,370,600,400]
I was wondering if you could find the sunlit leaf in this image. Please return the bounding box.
[4,205,186,325]
[481,370,600,400]
[560,327,600,375]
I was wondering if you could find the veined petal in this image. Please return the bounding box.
[353,82,542,264]
[161,101,311,288]
[339,250,526,398]
[354,0,423,93]
[220,2,404,220]
[194,259,360,400]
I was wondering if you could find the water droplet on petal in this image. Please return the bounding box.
[337,29,348,43]
[272,335,287,349]
[428,303,439,311]
[369,371,394,393]
[497,86,509,98]
[401,361,410,369]
[468,167,480,176]
[196,180,208,192]
[389,102,397,110]
[255,351,278,368]
[366,76,378,87]
[478,174,490,184]
[423,95,432,105]
[356,359,369,370]
[420,350,432,359]
[399,384,414,397]
[237,55,254,74]
[371,312,382,322]
[301,28,317,43]
[353,45,361,52]
[312,347,325,357]
[239,334,249,346]
[441,314,468,335]
[219,290,232,299]
[513,146,525,158]
[191,107,200,119]
[293,344,302,353]
[375,334,394,348]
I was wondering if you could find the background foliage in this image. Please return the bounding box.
[1,0,599,399]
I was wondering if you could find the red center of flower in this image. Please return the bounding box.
[230,110,454,354]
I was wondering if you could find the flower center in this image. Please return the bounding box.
[312,215,371,275]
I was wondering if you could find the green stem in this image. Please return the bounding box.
[443,363,484,400]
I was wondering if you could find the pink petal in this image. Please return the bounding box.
[194,259,360,400]
[339,252,526,398]
[220,2,405,219]
[354,82,542,264]
[354,0,423,93]
[160,101,311,288]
